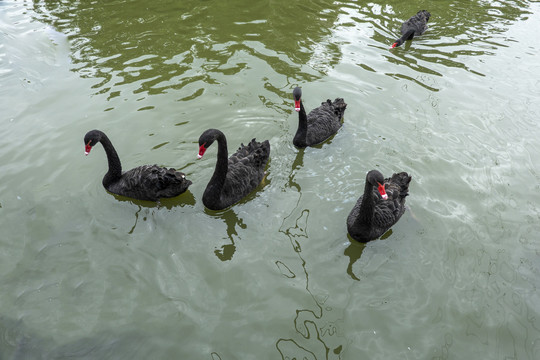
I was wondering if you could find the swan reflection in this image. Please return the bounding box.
[109,191,195,234]
[277,204,346,358]
[344,236,366,281]
[204,207,246,261]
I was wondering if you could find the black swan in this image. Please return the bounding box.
[391,10,431,48]
[347,170,411,242]
[292,87,347,148]
[84,130,191,201]
[197,129,270,210]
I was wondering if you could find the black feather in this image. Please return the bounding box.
[292,87,347,147]
[347,170,411,242]
[391,10,431,48]
[198,129,270,210]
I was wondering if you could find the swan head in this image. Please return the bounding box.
[367,170,387,200]
[84,130,102,155]
[198,129,223,159]
[293,87,302,112]
[390,40,402,49]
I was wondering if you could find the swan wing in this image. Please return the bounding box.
[221,139,270,203]
[109,165,191,201]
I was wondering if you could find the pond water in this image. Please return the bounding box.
[1,0,539,359]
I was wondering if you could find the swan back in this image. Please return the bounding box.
[401,10,431,36]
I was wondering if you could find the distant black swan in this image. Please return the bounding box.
[197,129,270,210]
[347,170,411,242]
[292,87,347,147]
[391,10,431,48]
[84,130,191,201]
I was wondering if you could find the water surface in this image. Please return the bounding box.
[1,1,540,359]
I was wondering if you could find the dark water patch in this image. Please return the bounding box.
[29,0,347,98]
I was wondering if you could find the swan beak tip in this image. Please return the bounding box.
[294,107,301,112]
[197,154,203,159]
[84,151,89,156]
[382,194,388,200]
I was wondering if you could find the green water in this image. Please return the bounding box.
[1,0,540,359]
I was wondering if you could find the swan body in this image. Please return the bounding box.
[347,170,411,242]
[198,129,270,210]
[391,10,431,48]
[84,130,191,201]
[292,87,347,148]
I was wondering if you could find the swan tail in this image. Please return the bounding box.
[252,139,270,168]
[331,98,347,119]
[388,172,411,199]
[417,10,431,22]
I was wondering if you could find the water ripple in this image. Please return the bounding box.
[2,1,540,359]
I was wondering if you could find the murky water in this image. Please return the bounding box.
[1,0,540,359]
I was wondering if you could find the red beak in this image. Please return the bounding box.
[198,144,207,159]
[85,142,92,155]
[377,183,388,200]
[390,42,398,49]
[294,99,301,112]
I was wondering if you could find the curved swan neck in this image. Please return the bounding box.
[399,29,415,44]
[209,131,229,190]
[98,133,122,184]
[356,180,376,227]
[294,101,308,144]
